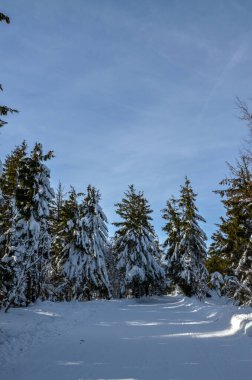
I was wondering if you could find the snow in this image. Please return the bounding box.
[1,295,252,379]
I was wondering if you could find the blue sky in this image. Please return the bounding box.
[1,0,252,242]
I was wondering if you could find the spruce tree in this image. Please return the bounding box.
[166,177,208,298]
[0,143,54,310]
[162,196,181,289]
[207,230,229,275]
[49,182,66,263]
[105,238,122,298]
[54,187,87,300]
[55,185,111,301]
[211,156,252,304]
[2,199,41,309]
[48,182,66,297]
[0,143,27,304]
[81,185,111,298]
[0,142,27,228]
[29,144,55,300]
[113,185,164,298]
[206,231,229,295]
[50,182,65,228]
[0,160,3,200]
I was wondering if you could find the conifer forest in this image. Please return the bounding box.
[1,130,252,309]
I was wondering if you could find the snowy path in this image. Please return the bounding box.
[1,296,252,380]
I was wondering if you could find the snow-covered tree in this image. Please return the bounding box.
[2,202,41,310]
[30,144,55,299]
[0,159,4,258]
[0,143,28,305]
[0,160,3,200]
[233,236,252,306]
[0,143,54,310]
[54,187,87,300]
[212,157,252,272]
[50,182,65,231]
[206,230,229,276]
[211,156,252,304]
[166,177,208,299]
[47,182,66,298]
[161,196,181,290]
[50,182,66,260]
[55,185,111,300]
[81,185,111,298]
[210,271,224,297]
[105,238,122,298]
[113,185,164,298]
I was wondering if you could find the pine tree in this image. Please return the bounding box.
[113,185,164,298]
[0,142,27,228]
[0,143,27,304]
[167,177,208,298]
[55,185,111,301]
[233,236,252,305]
[81,185,111,298]
[0,160,3,200]
[0,143,54,310]
[2,200,41,309]
[29,144,55,300]
[54,187,86,300]
[50,182,65,228]
[48,182,66,298]
[162,196,181,289]
[105,238,122,298]
[206,230,229,275]
[211,156,252,304]
[49,182,66,265]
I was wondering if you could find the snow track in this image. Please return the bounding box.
[1,295,252,380]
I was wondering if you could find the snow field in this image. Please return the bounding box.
[1,295,252,380]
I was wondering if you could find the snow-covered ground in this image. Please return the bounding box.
[1,295,252,380]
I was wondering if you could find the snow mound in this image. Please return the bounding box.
[244,320,252,337]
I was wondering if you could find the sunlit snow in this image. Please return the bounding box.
[1,295,252,380]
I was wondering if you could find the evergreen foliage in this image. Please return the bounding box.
[206,231,230,275]
[210,156,252,305]
[113,185,164,298]
[105,238,122,298]
[54,185,110,301]
[81,185,111,298]
[162,196,181,290]
[53,187,87,300]
[162,178,208,299]
[49,182,66,290]
[0,12,10,23]
[0,143,54,310]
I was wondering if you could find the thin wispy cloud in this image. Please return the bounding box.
[197,41,248,121]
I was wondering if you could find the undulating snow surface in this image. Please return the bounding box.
[1,295,252,380]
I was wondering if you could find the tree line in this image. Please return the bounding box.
[0,113,251,310]
[0,143,209,310]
